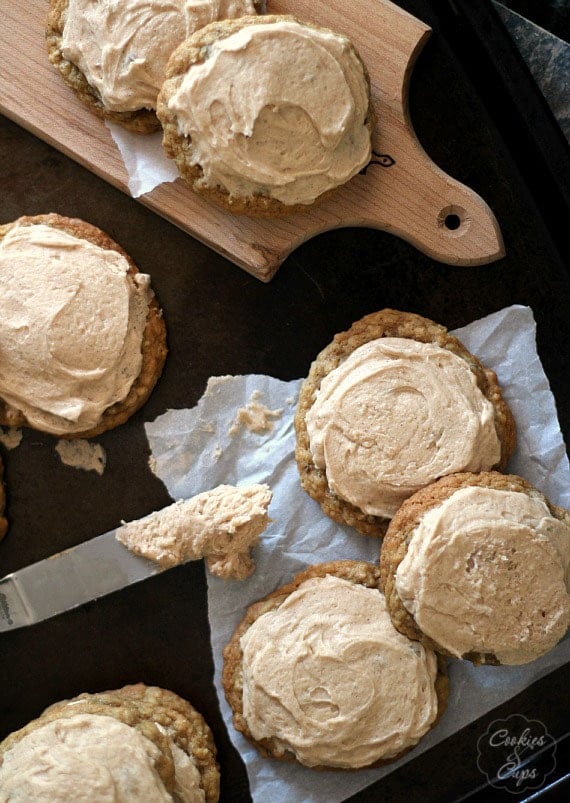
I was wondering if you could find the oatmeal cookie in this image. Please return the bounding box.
[46,0,260,133]
[157,15,373,216]
[380,471,570,665]
[46,0,160,133]
[223,560,447,769]
[294,309,516,537]
[0,213,167,438]
[0,684,219,802]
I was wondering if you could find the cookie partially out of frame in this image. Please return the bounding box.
[0,214,167,438]
[223,560,448,769]
[380,471,570,665]
[294,309,516,538]
[46,0,263,134]
[46,0,161,133]
[0,684,219,801]
[157,15,374,216]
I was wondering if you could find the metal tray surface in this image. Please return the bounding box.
[0,1,569,801]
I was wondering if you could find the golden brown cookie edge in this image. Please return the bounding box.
[111,684,220,803]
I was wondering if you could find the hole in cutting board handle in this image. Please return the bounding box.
[438,204,470,236]
[445,214,461,230]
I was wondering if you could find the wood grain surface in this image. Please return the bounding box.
[0,0,504,280]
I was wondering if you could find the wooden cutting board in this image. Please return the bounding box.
[0,0,504,281]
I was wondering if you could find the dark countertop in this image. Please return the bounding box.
[500,0,570,43]
[495,1,570,141]
[1,1,569,801]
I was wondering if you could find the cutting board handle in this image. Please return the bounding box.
[351,11,505,267]
[359,145,505,265]
[195,0,505,278]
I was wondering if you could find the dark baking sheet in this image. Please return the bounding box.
[1,1,569,801]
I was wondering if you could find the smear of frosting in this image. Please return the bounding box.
[55,439,107,475]
[0,427,23,450]
[116,483,272,578]
[229,391,282,435]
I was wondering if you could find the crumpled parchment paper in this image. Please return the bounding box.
[145,305,570,803]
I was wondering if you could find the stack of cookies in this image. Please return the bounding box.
[0,685,219,801]
[218,308,569,772]
[291,307,568,666]
[46,3,373,214]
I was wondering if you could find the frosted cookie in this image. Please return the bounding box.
[157,15,373,215]
[380,471,570,666]
[0,214,167,438]
[116,483,272,578]
[223,561,447,769]
[0,684,219,802]
[294,309,516,537]
[46,0,259,133]
[0,456,7,541]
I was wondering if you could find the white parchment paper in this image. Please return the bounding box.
[145,305,570,803]
[107,123,179,197]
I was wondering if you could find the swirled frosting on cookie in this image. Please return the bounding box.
[0,223,152,435]
[395,486,570,664]
[240,575,438,768]
[166,19,371,205]
[61,0,257,112]
[306,338,501,518]
[0,713,205,802]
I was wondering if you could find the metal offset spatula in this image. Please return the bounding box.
[0,529,163,632]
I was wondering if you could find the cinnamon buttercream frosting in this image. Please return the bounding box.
[240,575,439,768]
[116,483,272,578]
[165,18,371,205]
[395,486,570,664]
[306,338,501,518]
[0,713,179,802]
[61,0,257,112]
[0,223,152,435]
